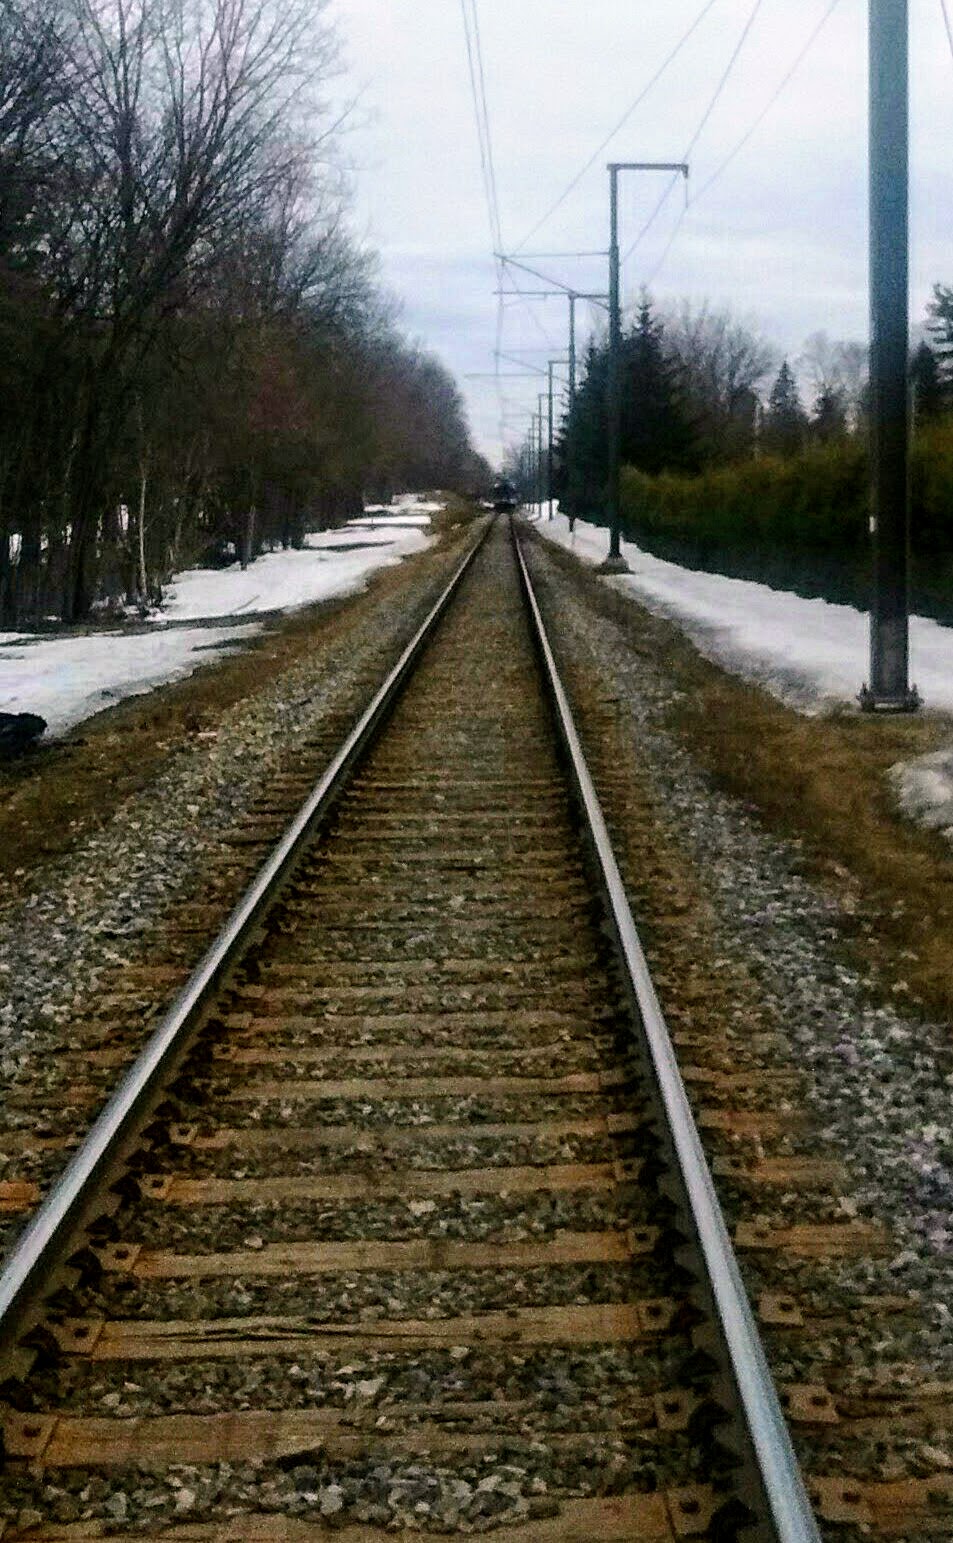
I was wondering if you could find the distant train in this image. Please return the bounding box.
[491,477,519,513]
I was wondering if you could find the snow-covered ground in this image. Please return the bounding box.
[363,493,445,519]
[0,508,435,737]
[531,510,953,717]
[0,624,262,737]
[153,521,430,625]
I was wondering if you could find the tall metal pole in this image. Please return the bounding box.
[547,361,556,521]
[568,294,577,411]
[862,0,918,710]
[605,166,625,568]
[537,400,546,513]
[602,162,688,574]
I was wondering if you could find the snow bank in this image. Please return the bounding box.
[890,751,953,835]
[365,494,445,516]
[0,625,260,737]
[531,511,953,717]
[351,514,433,528]
[1,512,434,736]
[154,523,431,625]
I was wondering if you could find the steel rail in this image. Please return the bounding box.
[0,518,493,1355]
[512,523,822,1543]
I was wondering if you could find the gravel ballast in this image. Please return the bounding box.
[0,528,477,1229]
[525,529,953,1390]
[7,520,953,1536]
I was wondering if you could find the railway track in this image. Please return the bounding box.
[0,517,819,1540]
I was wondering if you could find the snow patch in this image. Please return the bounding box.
[532,511,953,717]
[0,625,260,737]
[889,751,953,835]
[1,516,433,736]
[365,493,445,516]
[154,524,430,625]
[351,514,433,528]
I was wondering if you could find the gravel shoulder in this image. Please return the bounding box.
[523,529,953,1485]
[0,520,481,1241]
[529,528,953,1014]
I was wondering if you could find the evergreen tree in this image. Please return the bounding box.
[618,297,697,475]
[926,284,953,399]
[560,340,608,516]
[910,340,945,424]
[811,384,848,443]
[763,360,808,456]
[557,296,697,517]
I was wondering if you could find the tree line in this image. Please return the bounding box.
[0,0,488,628]
[511,285,953,620]
[506,286,953,514]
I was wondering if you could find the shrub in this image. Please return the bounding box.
[608,431,953,618]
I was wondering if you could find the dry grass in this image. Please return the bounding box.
[535,535,953,1022]
[670,669,953,1017]
[0,519,478,887]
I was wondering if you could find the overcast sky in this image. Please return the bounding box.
[329,0,953,465]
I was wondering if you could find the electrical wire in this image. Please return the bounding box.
[470,0,504,253]
[508,271,560,352]
[463,0,561,449]
[514,0,722,253]
[641,0,842,288]
[460,0,501,252]
[460,0,509,448]
[470,0,512,444]
[692,0,842,206]
[621,0,767,267]
[941,0,953,64]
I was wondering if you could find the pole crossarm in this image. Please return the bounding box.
[607,160,689,174]
[517,250,609,259]
[495,351,550,374]
[495,290,608,302]
[497,254,611,309]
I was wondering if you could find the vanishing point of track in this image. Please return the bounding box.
[0,518,818,1540]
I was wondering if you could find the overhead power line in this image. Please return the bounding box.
[508,269,561,350]
[514,0,723,253]
[460,0,502,253]
[463,0,569,450]
[643,0,843,287]
[941,0,953,63]
[470,0,510,429]
[469,0,504,253]
[693,0,843,206]
[460,0,511,448]
[622,0,767,267]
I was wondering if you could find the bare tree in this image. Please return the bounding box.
[797,331,868,431]
[0,0,486,626]
[48,0,343,616]
[661,299,775,463]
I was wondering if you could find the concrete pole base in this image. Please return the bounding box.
[858,683,922,712]
[598,554,631,575]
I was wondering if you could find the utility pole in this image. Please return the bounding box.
[533,395,542,515]
[603,162,688,573]
[861,0,919,710]
[547,361,557,520]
